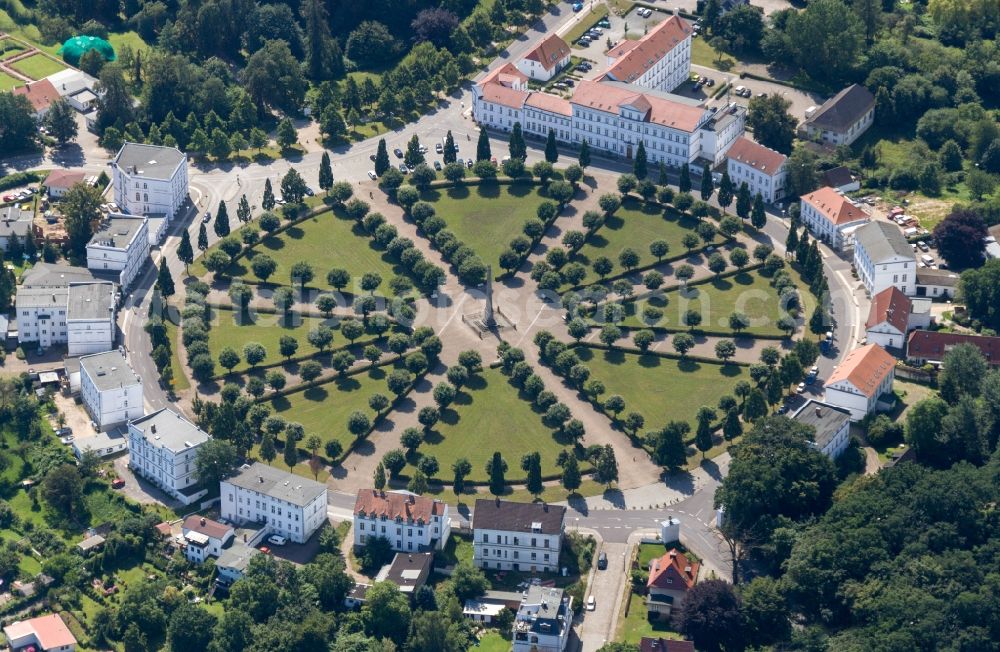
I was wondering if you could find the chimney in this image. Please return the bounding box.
[815,406,822,417]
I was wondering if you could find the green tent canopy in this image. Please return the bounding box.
[58,35,116,67]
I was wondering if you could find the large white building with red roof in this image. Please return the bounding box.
[824,343,896,420]
[799,186,870,249]
[516,34,571,82]
[725,136,788,203]
[603,15,692,93]
[353,489,451,552]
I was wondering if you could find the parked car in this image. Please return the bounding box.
[554,82,568,90]
[796,382,806,393]
[111,478,125,489]
[435,142,443,154]
[268,535,287,546]
[597,19,611,28]
[597,552,608,570]
[393,147,404,158]
[564,79,575,87]
[202,212,212,223]
[55,427,72,436]
[572,2,583,11]
[304,187,314,196]
[274,195,285,204]
[418,145,428,154]
[369,154,376,162]
[367,170,378,180]
[399,163,408,173]
[706,78,715,87]
[2,193,17,202]
[466,158,474,168]
[433,160,442,171]
[587,595,596,611]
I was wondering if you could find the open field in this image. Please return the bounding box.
[208,309,337,372]
[420,181,554,270]
[576,346,746,427]
[616,269,812,337]
[569,198,722,287]
[404,367,577,483]
[9,52,65,79]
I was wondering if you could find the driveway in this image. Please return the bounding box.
[111,454,185,509]
[577,540,629,652]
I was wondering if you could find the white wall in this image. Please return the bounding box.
[354,507,450,552]
[80,371,143,429]
[221,482,328,544]
[113,164,188,219]
[473,528,562,572]
[727,158,787,203]
[67,318,114,356]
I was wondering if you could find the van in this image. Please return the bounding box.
[921,254,934,265]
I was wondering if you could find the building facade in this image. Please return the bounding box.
[515,34,571,82]
[111,142,189,219]
[725,136,787,203]
[603,16,692,93]
[907,330,1000,366]
[66,282,116,356]
[128,408,210,505]
[646,548,699,619]
[801,84,875,147]
[3,613,77,652]
[79,350,143,430]
[512,586,572,652]
[865,286,912,351]
[472,499,566,573]
[221,463,328,544]
[181,515,234,563]
[86,215,150,289]
[353,489,451,552]
[823,343,895,421]
[853,221,916,297]
[799,186,870,249]
[791,399,852,459]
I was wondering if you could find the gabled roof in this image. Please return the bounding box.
[916,267,960,288]
[525,92,572,116]
[907,330,1000,365]
[480,62,528,88]
[570,80,706,131]
[824,343,894,397]
[821,166,856,189]
[473,498,565,534]
[183,515,232,540]
[13,79,61,113]
[523,34,570,71]
[801,186,869,226]
[726,136,787,175]
[3,613,77,650]
[854,221,915,263]
[806,84,875,132]
[604,15,692,84]
[354,489,446,523]
[45,168,88,189]
[647,548,699,591]
[866,286,911,334]
[481,83,529,109]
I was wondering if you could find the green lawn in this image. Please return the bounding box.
[0,41,27,60]
[404,367,577,483]
[267,364,395,450]
[219,207,415,296]
[617,269,813,337]
[208,308,339,372]
[690,36,737,71]
[0,70,24,89]
[618,591,686,644]
[9,52,66,80]
[163,310,190,391]
[569,198,721,287]
[106,31,149,56]
[420,182,555,271]
[475,631,512,652]
[576,346,746,428]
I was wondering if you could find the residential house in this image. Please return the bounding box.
[463,591,522,623]
[181,516,235,563]
[220,462,328,544]
[15,263,116,354]
[65,282,116,356]
[603,15,692,93]
[111,142,189,220]
[801,84,875,146]
[799,186,869,249]
[865,286,930,351]
[46,68,99,112]
[914,267,960,299]
[512,585,572,652]
[821,166,860,193]
[376,552,433,598]
[72,428,127,459]
[472,62,529,133]
[791,399,853,459]
[725,136,787,203]
[79,349,143,430]
[216,543,260,585]
[646,548,699,619]
[44,169,89,198]
[472,499,566,572]
[128,408,211,505]
[3,613,77,651]
[86,214,150,288]
[639,638,695,652]
[853,221,916,297]
[12,79,61,118]
[907,330,1000,367]
[0,204,34,251]
[823,343,896,421]
[353,489,451,552]
[516,34,571,82]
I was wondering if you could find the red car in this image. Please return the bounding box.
[111,478,125,489]
[2,193,17,202]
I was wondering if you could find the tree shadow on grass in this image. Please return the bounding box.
[271,395,292,411]
[637,353,662,369]
[719,363,743,378]
[732,272,755,286]
[332,376,362,392]
[422,189,443,203]
[601,349,627,366]
[677,359,703,373]
[423,427,445,445]
[446,186,471,201]
[710,277,735,292]
[438,407,460,427]
[475,183,502,200]
[507,182,533,198]
[262,237,286,252]
[303,386,329,402]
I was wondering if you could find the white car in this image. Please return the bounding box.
[796,382,806,394]
[587,595,596,611]
[268,534,287,546]
[367,170,378,180]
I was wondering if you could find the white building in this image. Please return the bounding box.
[472,499,566,573]
[512,585,572,652]
[3,613,77,652]
[603,15,692,93]
[0,205,34,251]
[853,220,916,297]
[15,263,116,352]
[725,136,788,203]
[80,349,143,430]
[216,544,260,585]
[353,489,451,552]
[823,343,895,421]
[72,429,128,459]
[220,462,328,544]
[914,267,960,299]
[181,515,235,563]
[791,399,852,459]
[801,84,875,147]
[66,282,116,356]
[47,68,99,112]
[128,408,211,505]
[799,186,870,249]
[515,34,571,82]
[87,214,150,289]
[111,142,189,219]
[865,286,929,351]
[45,169,89,198]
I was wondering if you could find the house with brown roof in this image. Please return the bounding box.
[907,330,1000,367]
[823,343,896,420]
[639,638,695,652]
[603,15,692,93]
[181,515,235,563]
[516,34,571,82]
[45,169,89,199]
[13,79,61,118]
[802,84,875,146]
[353,489,451,552]
[725,136,788,203]
[3,613,77,651]
[473,498,566,572]
[799,186,870,249]
[646,548,700,619]
[865,286,914,351]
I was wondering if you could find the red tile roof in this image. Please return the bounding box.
[45,168,87,190]
[605,15,692,84]
[354,489,446,524]
[801,186,869,226]
[4,613,77,650]
[726,136,787,175]
[13,79,60,113]
[907,330,1000,365]
[524,34,571,71]
[525,92,572,116]
[647,548,699,591]
[183,515,233,540]
[481,83,529,109]
[824,343,895,397]
[480,62,528,88]
[866,286,911,334]
[571,80,705,131]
